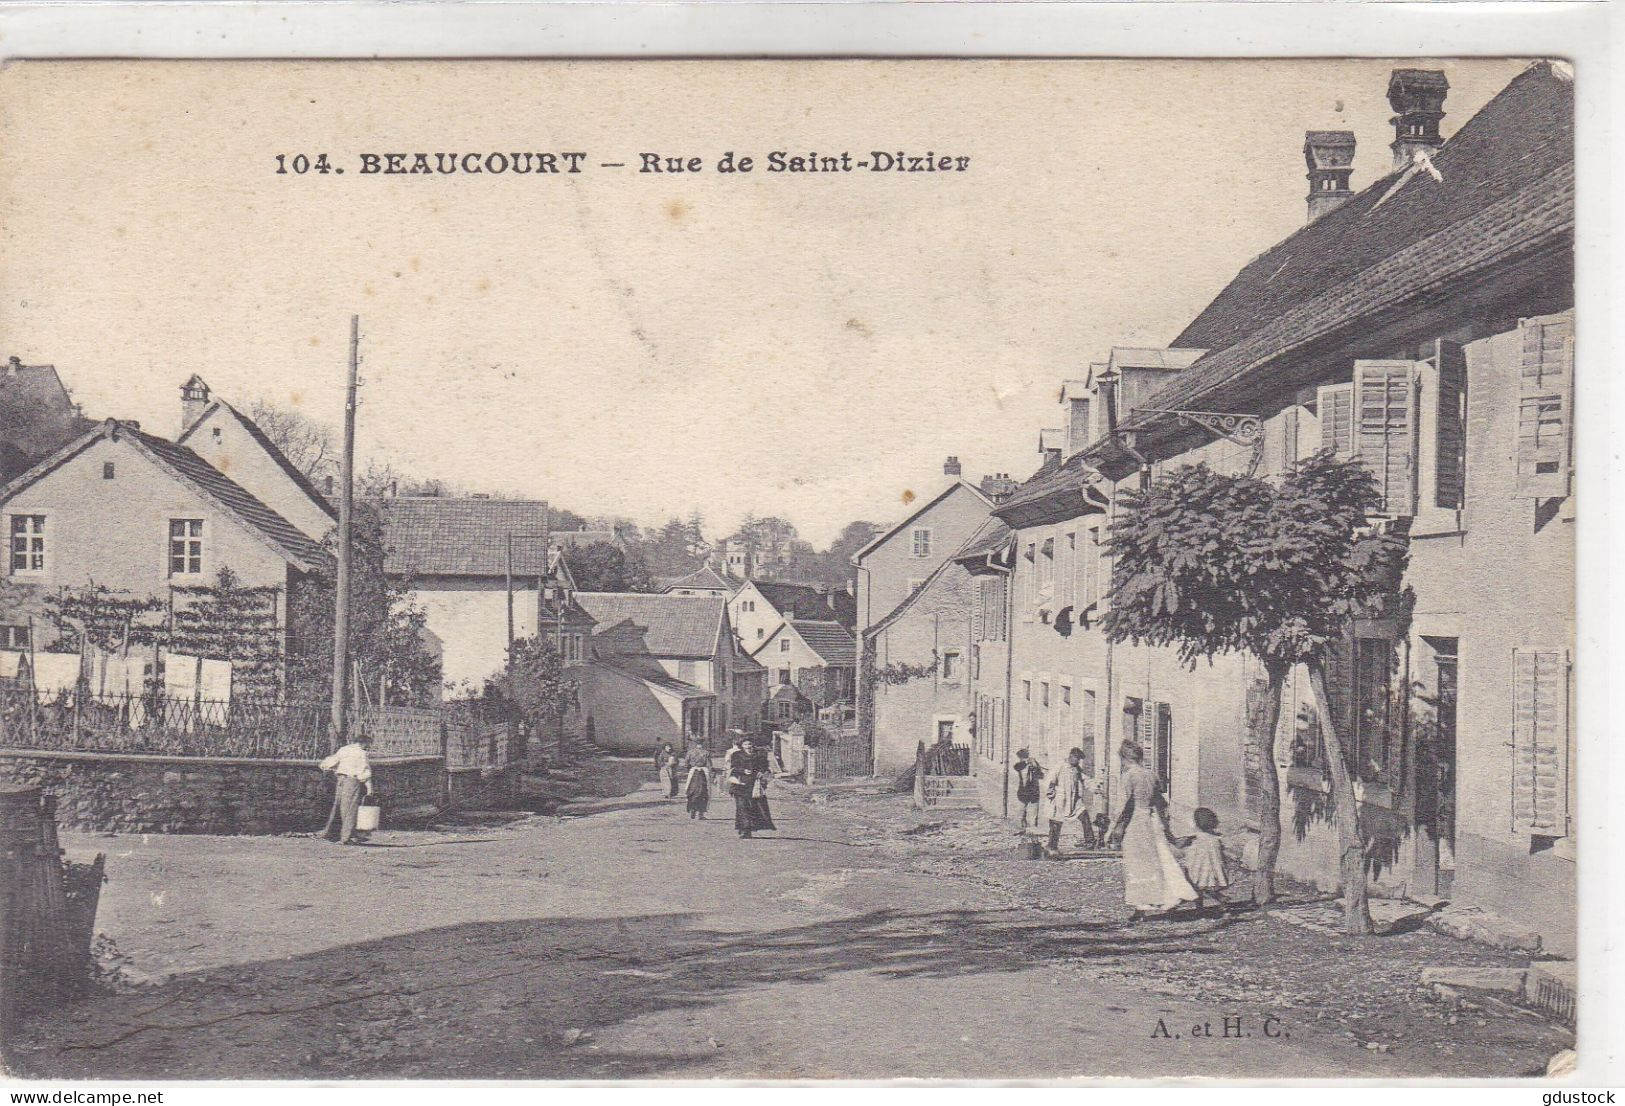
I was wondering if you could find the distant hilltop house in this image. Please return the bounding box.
[368,495,594,692]
[729,578,855,652]
[573,591,764,753]
[1,357,93,483]
[0,375,336,679]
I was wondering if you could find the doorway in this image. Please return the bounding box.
[1420,638,1458,896]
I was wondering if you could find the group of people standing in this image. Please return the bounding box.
[655,733,775,838]
[1014,740,1232,923]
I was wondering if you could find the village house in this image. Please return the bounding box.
[729,578,856,651]
[370,496,589,692]
[0,417,330,665]
[864,518,1009,782]
[658,565,736,598]
[752,617,857,717]
[0,358,91,483]
[573,592,763,753]
[966,63,1575,953]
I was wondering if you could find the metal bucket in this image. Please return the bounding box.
[356,802,381,833]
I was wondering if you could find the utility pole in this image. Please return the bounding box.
[330,315,359,752]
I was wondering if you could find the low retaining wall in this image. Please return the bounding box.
[0,749,443,835]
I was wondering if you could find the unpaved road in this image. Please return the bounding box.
[4,760,1571,1080]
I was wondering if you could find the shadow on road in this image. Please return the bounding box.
[13,904,1193,1080]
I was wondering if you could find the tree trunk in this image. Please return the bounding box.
[1252,661,1288,905]
[1308,664,1374,936]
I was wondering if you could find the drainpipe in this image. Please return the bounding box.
[1001,555,1017,821]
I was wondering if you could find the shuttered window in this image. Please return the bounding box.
[1079,690,1097,776]
[1511,648,1570,837]
[1282,407,1300,471]
[1433,339,1468,509]
[1515,312,1574,499]
[1318,383,1354,457]
[1353,360,1418,516]
[972,580,985,642]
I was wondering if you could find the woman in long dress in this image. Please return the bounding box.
[1109,740,1198,923]
[727,739,776,838]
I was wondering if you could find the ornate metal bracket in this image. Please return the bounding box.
[1141,408,1267,477]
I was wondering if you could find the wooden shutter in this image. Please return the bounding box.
[1516,312,1574,499]
[1511,649,1569,836]
[972,580,985,642]
[1318,383,1354,457]
[1353,360,1418,516]
[1432,339,1468,509]
[1282,407,1300,471]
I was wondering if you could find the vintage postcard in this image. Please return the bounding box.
[0,56,1582,1081]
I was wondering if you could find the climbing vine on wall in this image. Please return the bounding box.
[872,651,940,686]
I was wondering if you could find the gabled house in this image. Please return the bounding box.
[0,417,329,663]
[658,564,736,598]
[730,578,856,652]
[573,592,762,752]
[173,375,337,543]
[752,617,857,710]
[1,357,92,482]
[369,497,587,691]
[979,62,1576,953]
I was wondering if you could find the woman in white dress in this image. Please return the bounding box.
[1108,740,1198,923]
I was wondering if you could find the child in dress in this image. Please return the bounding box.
[1179,807,1231,916]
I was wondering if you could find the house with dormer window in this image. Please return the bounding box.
[969,62,1575,954]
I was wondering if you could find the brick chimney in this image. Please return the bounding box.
[1304,130,1356,222]
[943,455,962,477]
[179,374,211,436]
[980,472,1018,502]
[1387,69,1449,172]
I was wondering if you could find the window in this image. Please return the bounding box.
[1515,313,1574,499]
[778,668,791,686]
[1353,638,1399,787]
[102,462,116,480]
[561,633,584,665]
[1058,684,1073,757]
[941,650,961,681]
[168,519,204,576]
[1079,689,1098,775]
[8,515,45,573]
[911,528,933,558]
[779,638,791,653]
[1512,648,1570,837]
[970,643,980,680]
[1318,382,1354,457]
[756,628,764,640]
[0,624,29,649]
[1353,360,1417,515]
[1084,526,1102,611]
[1023,542,1037,609]
[1038,681,1051,757]
[1432,338,1468,509]
[1062,531,1077,609]
[1038,537,1055,598]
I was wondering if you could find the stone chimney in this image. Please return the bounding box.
[1387,69,1449,172]
[980,472,1019,502]
[943,455,962,478]
[1304,130,1356,222]
[179,374,211,436]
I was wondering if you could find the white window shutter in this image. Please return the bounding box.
[1352,360,1418,516]
[1511,648,1570,836]
[1515,312,1574,499]
[972,581,985,642]
[1318,382,1354,457]
[1432,339,1468,509]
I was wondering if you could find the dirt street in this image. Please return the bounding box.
[5,758,1572,1080]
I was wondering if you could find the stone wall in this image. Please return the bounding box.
[0,749,443,835]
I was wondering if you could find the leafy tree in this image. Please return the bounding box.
[1102,452,1408,934]
[481,635,577,734]
[566,541,654,593]
[795,666,840,710]
[287,502,441,708]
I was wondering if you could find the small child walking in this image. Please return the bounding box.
[1179,807,1231,916]
[685,762,711,819]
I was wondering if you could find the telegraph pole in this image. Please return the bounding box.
[330,315,359,751]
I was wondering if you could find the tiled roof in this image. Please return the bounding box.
[180,401,336,525]
[788,620,857,667]
[754,580,855,628]
[133,428,329,569]
[576,592,726,659]
[850,480,994,565]
[369,497,557,576]
[0,362,90,458]
[1138,62,1573,423]
[592,656,714,700]
[660,565,733,593]
[951,516,1014,565]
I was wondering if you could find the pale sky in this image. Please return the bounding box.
[0,59,1530,547]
